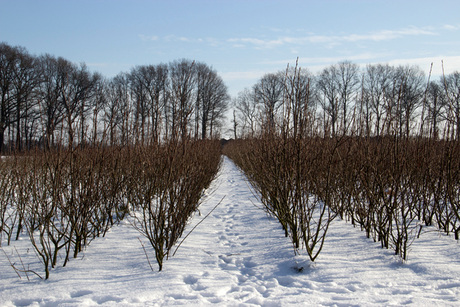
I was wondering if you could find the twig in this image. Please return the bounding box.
[19,267,43,280]
[1,247,43,280]
[138,237,154,271]
[1,247,22,279]
[244,179,265,210]
[15,246,30,281]
[173,195,226,257]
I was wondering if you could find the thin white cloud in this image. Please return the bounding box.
[341,28,427,42]
[141,26,439,51]
[178,36,191,42]
[388,55,460,76]
[139,34,159,41]
[443,24,459,31]
[220,70,269,81]
[264,52,390,67]
[227,26,436,49]
[228,37,286,49]
[157,35,218,45]
[228,36,313,49]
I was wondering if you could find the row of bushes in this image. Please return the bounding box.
[128,140,221,271]
[224,135,460,261]
[330,136,460,258]
[0,140,221,279]
[224,135,337,262]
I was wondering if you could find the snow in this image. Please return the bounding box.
[1,156,460,306]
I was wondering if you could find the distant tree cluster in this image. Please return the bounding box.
[0,42,230,152]
[233,60,460,141]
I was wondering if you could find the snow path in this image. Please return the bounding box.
[1,156,460,306]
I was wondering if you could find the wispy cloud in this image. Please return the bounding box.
[265,52,390,66]
[138,34,159,41]
[443,24,459,31]
[388,55,460,76]
[141,34,220,46]
[220,70,269,81]
[139,26,440,54]
[228,37,310,49]
[227,26,436,49]
[341,26,436,42]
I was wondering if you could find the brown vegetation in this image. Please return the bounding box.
[226,60,460,262]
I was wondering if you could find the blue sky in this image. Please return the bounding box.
[1,0,459,97]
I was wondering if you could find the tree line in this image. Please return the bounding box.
[233,60,460,141]
[0,42,230,152]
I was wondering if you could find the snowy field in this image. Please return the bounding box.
[1,156,460,306]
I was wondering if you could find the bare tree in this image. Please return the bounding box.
[142,64,168,144]
[317,64,340,136]
[195,63,229,139]
[168,59,196,140]
[36,54,66,149]
[89,73,106,144]
[442,71,460,140]
[424,81,446,139]
[282,64,316,138]
[103,73,131,146]
[363,64,393,137]
[129,67,149,144]
[77,68,100,147]
[317,62,360,136]
[254,72,284,133]
[234,88,259,137]
[0,43,16,152]
[60,62,98,148]
[393,65,425,138]
[337,61,360,133]
[10,46,39,151]
[129,64,169,144]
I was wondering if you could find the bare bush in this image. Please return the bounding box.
[128,140,221,271]
[0,157,14,246]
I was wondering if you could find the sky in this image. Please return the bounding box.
[1,0,460,97]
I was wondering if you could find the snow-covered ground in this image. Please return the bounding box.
[1,156,460,306]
